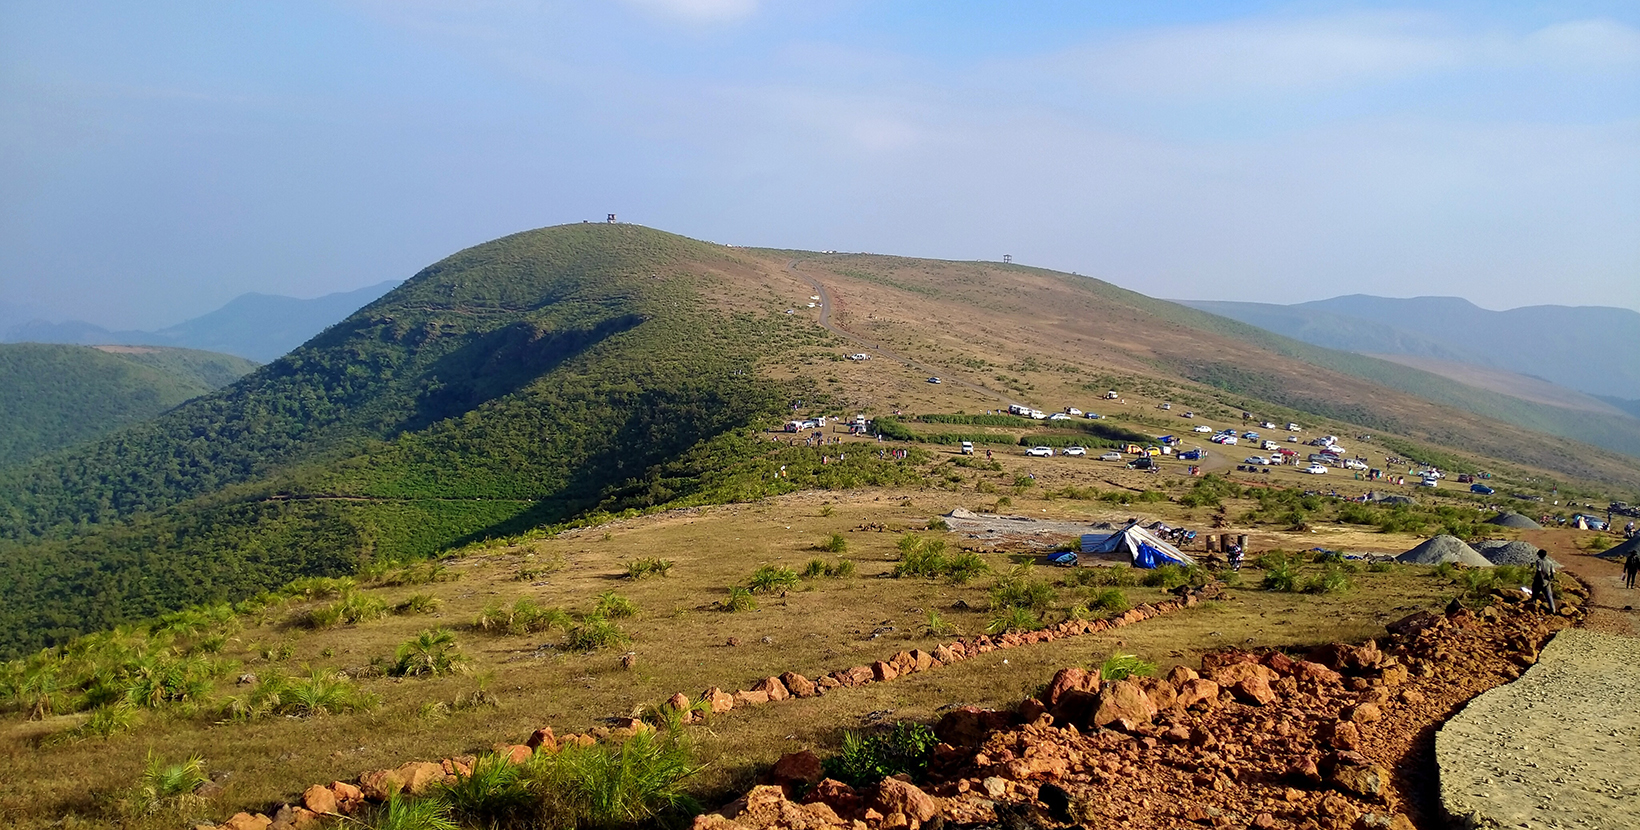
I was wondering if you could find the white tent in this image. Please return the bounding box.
[1079,521,1196,569]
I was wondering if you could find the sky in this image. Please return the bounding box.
[2,1,1637,330]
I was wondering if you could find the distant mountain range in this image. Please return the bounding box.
[1180,295,1640,404]
[2,280,400,362]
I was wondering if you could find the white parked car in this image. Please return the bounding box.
[1048,413,1071,421]
[1305,464,1328,475]
[1344,459,1368,471]
[1244,456,1270,465]
[1025,446,1054,457]
[1099,451,1123,461]
[1193,425,1214,433]
[1420,477,1439,487]
[1065,407,1082,416]
[1260,421,1277,429]
[1063,446,1087,456]
[1287,423,1302,431]
[1262,440,1280,451]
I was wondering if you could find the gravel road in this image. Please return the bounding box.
[1435,628,1640,829]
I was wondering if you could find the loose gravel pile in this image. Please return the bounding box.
[1396,534,1493,567]
[1484,511,1541,529]
[1595,536,1640,562]
[1475,539,1556,567]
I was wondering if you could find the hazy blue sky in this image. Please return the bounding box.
[3,1,1637,329]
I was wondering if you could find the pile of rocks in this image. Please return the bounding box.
[191,584,1222,829]
[694,593,1580,830]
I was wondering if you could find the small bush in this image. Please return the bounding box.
[1367,560,1394,573]
[1099,652,1157,682]
[1140,564,1194,590]
[722,587,757,613]
[1493,564,1533,588]
[370,792,458,830]
[821,722,939,787]
[594,591,637,619]
[1304,566,1352,594]
[1432,561,1456,579]
[564,615,629,652]
[802,558,828,579]
[826,559,857,578]
[942,551,989,584]
[748,564,801,594]
[927,517,949,531]
[923,609,954,637]
[439,753,532,827]
[1260,553,1300,593]
[985,605,1040,634]
[625,558,674,580]
[816,533,848,553]
[475,600,571,636]
[391,629,466,678]
[525,728,701,827]
[304,590,389,628]
[395,594,442,615]
[1088,588,1129,613]
[990,565,1056,611]
[136,751,208,815]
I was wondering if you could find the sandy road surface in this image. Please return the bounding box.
[1435,628,1640,829]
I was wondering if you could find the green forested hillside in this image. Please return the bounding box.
[0,225,850,656]
[0,344,257,467]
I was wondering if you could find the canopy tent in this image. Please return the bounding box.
[1080,521,1196,569]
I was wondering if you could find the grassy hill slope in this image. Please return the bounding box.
[0,225,921,656]
[4,226,1637,658]
[0,344,257,467]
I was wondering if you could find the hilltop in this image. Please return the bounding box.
[0,344,258,467]
[2,225,1639,659]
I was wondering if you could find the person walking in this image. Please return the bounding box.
[1531,549,1557,613]
[1624,548,1639,590]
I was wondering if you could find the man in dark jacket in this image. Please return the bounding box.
[1531,549,1557,613]
[1624,549,1638,590]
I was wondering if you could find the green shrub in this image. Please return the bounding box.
[396,594,442,615]
[564,615,629,652]
[1433,561,1456,579]
[926,518,949,531]
[747,564,800,594]
[942,551,989,584]
[475,600,572,636]
[136,751,208,815]
[990,565,1056,610]
[826,558,857,578]
[595,591,637,619]
[722,587,756,613]
[816,533,848,553]
[985,605,1040,634]
[1458,569,1495,600]
[1304,566,1352,594]
[304,590,389,628]
[801,558,828,579]
[923,609,954,637]
[1260,553,1300,592]
[1099,652,1156,681]
[220,670,377,721]
[369,792,458,830]
[438,753,533,827]
[1088,588,1129,613]
[1493,564,1533,588]
[1367,560,1394,573]
[525,728,701,827]
[391,629,466,678]
[1140,564,1197,590]
[820,722,939,787]
[624,558,674,580]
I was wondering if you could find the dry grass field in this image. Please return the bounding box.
[1,456,1501,827]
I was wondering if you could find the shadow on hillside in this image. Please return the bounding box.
[397,312,645,435]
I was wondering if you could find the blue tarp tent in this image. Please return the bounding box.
[1079,521,1195,569]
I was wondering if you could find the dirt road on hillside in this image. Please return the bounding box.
[786,259,1020,409]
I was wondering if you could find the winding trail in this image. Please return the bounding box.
[785,259,1019,409]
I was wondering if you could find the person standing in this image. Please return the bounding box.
[1624,548,1639,590]
[1531,549,1557,613]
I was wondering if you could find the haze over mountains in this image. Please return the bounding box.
[1181,296,1640,407]
[0,280,401,363]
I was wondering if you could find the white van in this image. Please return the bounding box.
[960,441,974,455]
